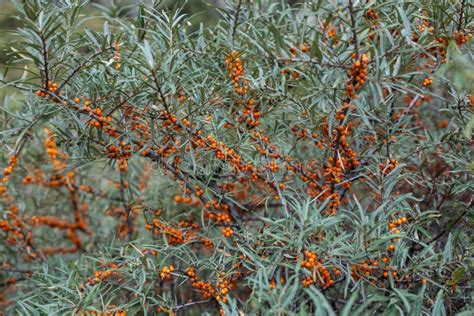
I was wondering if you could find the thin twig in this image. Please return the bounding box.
[457,0,466,31]
[231,0,243,43]
[348,0,359,56]
[39,32,50,91]
[276,57,349,69]
[173,299,211,311]
[57,47,111,93]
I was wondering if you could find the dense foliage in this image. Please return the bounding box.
[0,0,473,315]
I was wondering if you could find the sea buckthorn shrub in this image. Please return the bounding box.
[0,0,473,315]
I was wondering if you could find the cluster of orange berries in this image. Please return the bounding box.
[300,251,337,288]
[44,129,59,161]
[194,135,255,176]
[43,129,81,188]
[2,155,17,184]
[235,98,261,127]
[364,9,380,40]
[321,126,359,212]
[152,219,185,245]
[88,265,119,285]
[203,198,230,213]
[224,51,261,127]
[364,8,379,22]
[418,20,434,33]
[422,76,433,87]
[350,255,427,288]
[186,268,234,303]
[269,277,286,289]
[160,110,179,129]
[290,125,309,140]
[311,54,362,215]
[281,42,310,79]
[291,42,310,56]
[173,194,190,204]
[81,102,114,132]
[263,160,280,173]
[174,194,200,206]
[204,206,237,238]
[345,53,369,98]
[106,142,133,173]
[351,257,398,283]
[388,216,408,233]
[214,212,232,224]
[32,218,84,255]
[434,37,448,63]
[160,265,175,280]
[351,259,380,280]
[453,30,472,46]
[334,102,353,121]
[201,237,214,249]
[333,127,359,167]
[221,226,234,237]
[35,81,59,98]
[224,50,248,96]
[322,19,337,40]
[0,220,12,233]
[379,159,398,175]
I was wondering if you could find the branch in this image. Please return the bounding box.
[39,32,50,91]
[173,299,211,312]
[231,0,243,42]
[150,68,170,112]
[458,0,466,31]
[348,0,359,56]
[57,47,111,93]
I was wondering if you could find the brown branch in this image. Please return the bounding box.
[458,0,466,31]
[231,0,243,42]
[39,32,50,91]
[57,47,111,94]
[348,0,359,56]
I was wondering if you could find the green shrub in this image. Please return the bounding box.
[0,0,473,315]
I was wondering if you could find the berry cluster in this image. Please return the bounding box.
[35,81,59,98]
[454,30,472,46]
[160,265,175,280]
[186,268,235,304]
[379,159,398,175]
[300,251,338,288]
[345,53,369,98]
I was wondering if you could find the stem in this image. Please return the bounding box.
[457,0,466,31]
[231,0,243,43]
[57,47,110,93]
[39,32,50,91]
[348,0,359,56]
